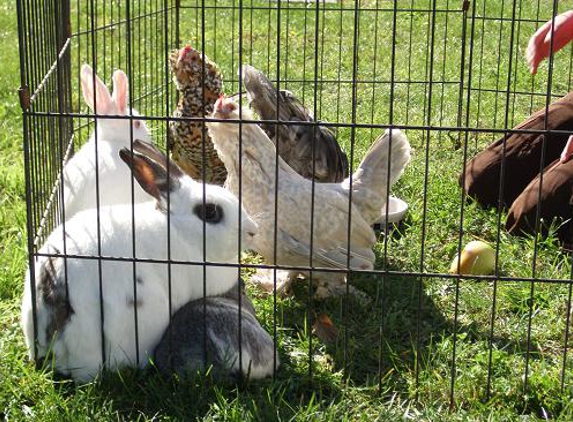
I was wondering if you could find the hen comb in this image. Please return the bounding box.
[178,45,193,62]
[215,94,226,111]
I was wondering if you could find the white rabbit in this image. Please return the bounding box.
[154,279,278,380]
[22,140,258,383]
[62,64,152,220]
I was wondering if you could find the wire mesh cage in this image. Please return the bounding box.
[16,0,573,415]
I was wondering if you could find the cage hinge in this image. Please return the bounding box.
[18,85,31,110]
[462,0,470,12]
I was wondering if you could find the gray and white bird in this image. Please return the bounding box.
[241,64,349,183]
[207,96,411,299]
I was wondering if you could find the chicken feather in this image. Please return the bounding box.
[241,64,349,183]
[169,45,227,185]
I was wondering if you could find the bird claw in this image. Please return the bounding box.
[313,279,371,305]
[249,269,299,297]
[249,269,371,304]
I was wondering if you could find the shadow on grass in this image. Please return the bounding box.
[52,270,554,420]
[67,275,440,419]
[66,353,350,420]
[58,228,545,420]
[85,272,448,419]
[313,269,450,388]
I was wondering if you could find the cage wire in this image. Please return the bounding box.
[15,0,573,410]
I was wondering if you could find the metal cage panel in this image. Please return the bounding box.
[16,0,573,415]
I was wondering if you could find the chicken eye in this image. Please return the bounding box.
[193,203,223,224]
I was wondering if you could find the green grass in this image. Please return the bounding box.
[3,0,573,420]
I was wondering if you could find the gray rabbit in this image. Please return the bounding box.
[154,280,278,380]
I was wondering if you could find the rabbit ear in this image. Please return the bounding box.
[111,69,128,115]
[80,64,112,114]
[119,147,180,202]
[132,139,185,179]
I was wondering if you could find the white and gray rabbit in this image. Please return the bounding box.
[21,140,258,383]
[154,279,278,381]
[62,64,152,220]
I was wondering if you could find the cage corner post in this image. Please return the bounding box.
[16,0,74,359]
[16,0,38,360]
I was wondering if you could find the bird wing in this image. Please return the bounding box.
[277,181,377,271]
[207,100,374,273]
[241,64,349,183]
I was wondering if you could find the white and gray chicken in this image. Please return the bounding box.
[207,96,411,299]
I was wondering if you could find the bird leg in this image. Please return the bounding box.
[249,268,302,297]
[249,269,371,303]
[311,272,371,304]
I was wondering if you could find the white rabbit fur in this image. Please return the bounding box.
[22,141,258,383]
[62,64,152,220]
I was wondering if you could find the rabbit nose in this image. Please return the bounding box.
[243,218,258,237]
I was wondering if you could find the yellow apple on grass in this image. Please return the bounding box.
[449,240,496,275]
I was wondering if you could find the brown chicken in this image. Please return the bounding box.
[169,45,227,185]
[241,65,349,183]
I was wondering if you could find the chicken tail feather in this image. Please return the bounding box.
[344,129,411,224]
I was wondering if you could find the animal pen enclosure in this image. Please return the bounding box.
[16,0,573,416]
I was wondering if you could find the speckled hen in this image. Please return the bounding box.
[207,97,411,299]
[169,45,227,185]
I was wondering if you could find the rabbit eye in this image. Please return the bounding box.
[193,203,223,224]
[134,120,141,129]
